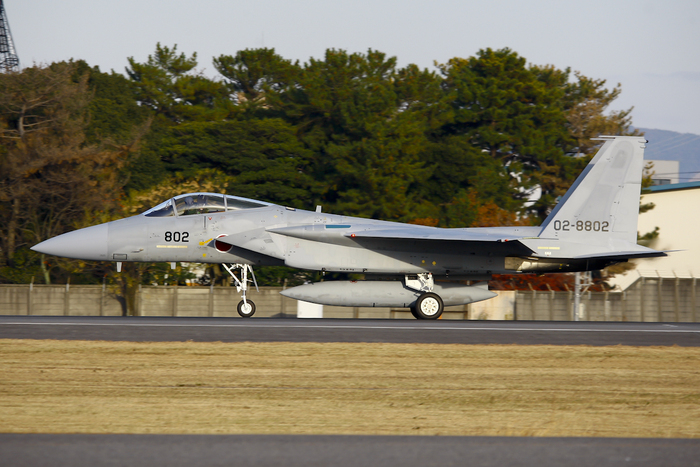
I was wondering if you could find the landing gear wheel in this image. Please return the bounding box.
[409,305,420,319]
[237,300,256,318]
[414,293,444,320]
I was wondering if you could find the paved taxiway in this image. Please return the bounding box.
[3,316,699,466]
[1,316,699,346]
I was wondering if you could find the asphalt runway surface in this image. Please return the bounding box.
[1,434,699,467]
[1,315,699,346]
[3,315,699,466]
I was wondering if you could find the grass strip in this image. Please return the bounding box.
[1,339,699,437]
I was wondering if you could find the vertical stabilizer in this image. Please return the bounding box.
[538,136,647,245]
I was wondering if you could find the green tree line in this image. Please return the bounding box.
[0,45,638,287]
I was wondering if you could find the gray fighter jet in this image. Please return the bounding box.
[32,136,665,319]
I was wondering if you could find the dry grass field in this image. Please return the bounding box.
[1,339,699,437]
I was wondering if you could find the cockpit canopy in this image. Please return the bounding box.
[143,193,272,217]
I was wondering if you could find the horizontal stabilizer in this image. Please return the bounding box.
[569,250,668,261]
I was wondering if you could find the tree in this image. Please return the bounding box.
[561,71,640,156]
[70,60,152,145]
[152,118,315,207]
[126,43,230,123]
[214,48,300,117]
[436,48,580,221]
[0,62,131,283]
[270,49,433,220]
[124,43,234,192]
[526,66,641,218]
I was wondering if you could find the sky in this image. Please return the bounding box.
[6,0,700,135]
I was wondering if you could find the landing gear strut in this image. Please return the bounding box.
[223,263,258,318]
[406,273,444,320]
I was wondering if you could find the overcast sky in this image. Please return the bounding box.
[6,0,700,135]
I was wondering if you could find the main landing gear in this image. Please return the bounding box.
[223,263,258,318]
[406,273,444,320]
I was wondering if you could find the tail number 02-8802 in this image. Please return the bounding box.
[553,220,609,232]
[164,231,189,242]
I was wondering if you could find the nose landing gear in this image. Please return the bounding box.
[223,263,258,317]
[237,299,256,318]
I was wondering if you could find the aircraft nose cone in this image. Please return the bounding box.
[31,223,109,261]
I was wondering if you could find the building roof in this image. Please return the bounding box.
[649,181,700,193]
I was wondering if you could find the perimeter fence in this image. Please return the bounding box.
[513,276,698,322]
[0,277,697,322]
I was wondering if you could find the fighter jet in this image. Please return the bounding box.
[32,136,665,319]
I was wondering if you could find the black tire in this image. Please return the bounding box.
[237,299,256,318]
[414,293,444,320]
[409,305,421,319]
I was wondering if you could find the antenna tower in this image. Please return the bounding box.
[0,0,19,72]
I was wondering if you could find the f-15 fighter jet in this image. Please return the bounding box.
[32,136,665,319]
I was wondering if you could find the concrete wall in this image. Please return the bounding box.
[0,284,123,317]
[0,279,697,322]
[469,292,516,320]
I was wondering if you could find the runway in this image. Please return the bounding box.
[1,315,699,346]
[3,316,699,466]
[1,434,699,467]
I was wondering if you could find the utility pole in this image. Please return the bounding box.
[573,272,581,321]
[573,271,592,321]
[0,0,20,72]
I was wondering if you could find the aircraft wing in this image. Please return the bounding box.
[344,227,537,257]
[267,223,538,256]
[345,227,533,242]
[347,228,669,262]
